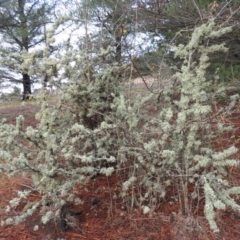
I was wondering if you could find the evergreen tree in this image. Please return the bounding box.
[136,0,240,81]
[0,0,54,99]
[77,0,140,64]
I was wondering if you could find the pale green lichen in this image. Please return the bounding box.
[0,18,239,234]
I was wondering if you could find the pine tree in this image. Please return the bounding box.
[0,0,54,99]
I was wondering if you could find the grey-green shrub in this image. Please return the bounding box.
[0,17,240,234]
[0,21,123,227]
[115,20,240,232]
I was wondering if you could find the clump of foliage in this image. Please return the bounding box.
[116,20,240,232]
[0,17,240,234]
[0,19,123,229]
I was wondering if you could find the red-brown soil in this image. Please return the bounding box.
[1,102,240,239]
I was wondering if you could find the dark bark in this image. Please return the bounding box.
[22,73,31,100]
[115,35,122,63]
[58,204,68,231]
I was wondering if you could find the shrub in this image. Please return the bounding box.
[116,20,240,232]
[0,18,239,233]
[0,39,123,228]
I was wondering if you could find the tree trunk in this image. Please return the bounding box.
[115,35,122,63]
[22,73,31,100]
[19,0,32,100]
